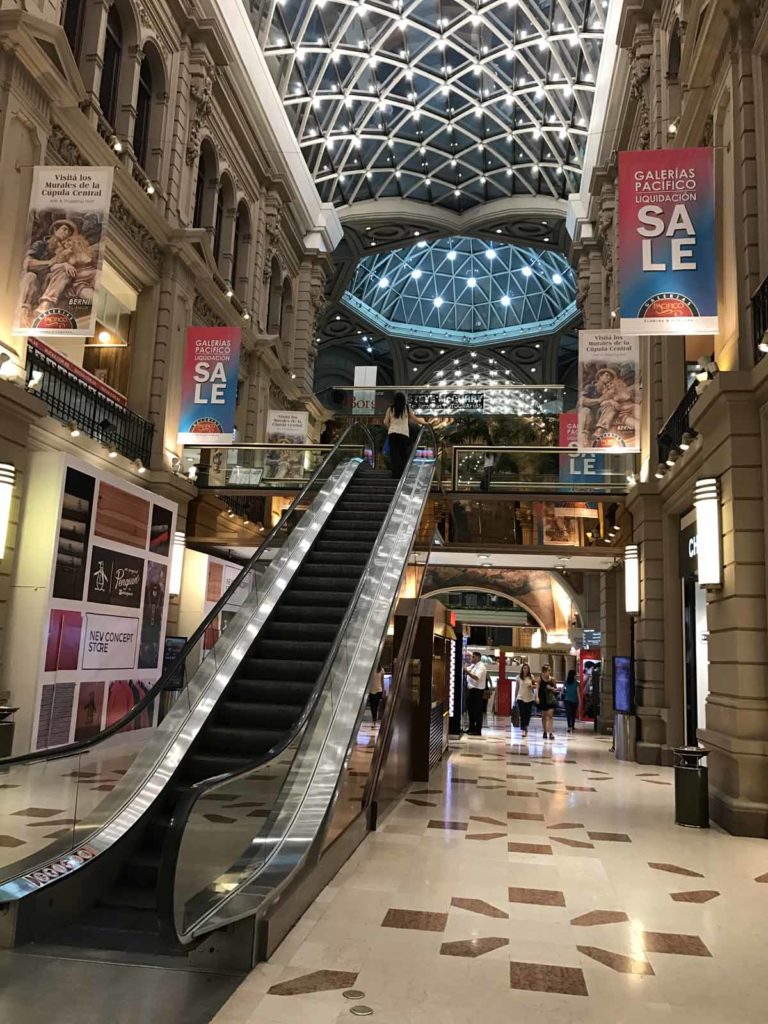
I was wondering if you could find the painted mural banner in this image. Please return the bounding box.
[577,331,640,452]
[264,409,309,481]
[618,147,717,335]
[13,166,114,337]
[177,327,241,444]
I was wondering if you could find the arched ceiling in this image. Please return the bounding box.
[254,0,607,210]
[343,234,576,345]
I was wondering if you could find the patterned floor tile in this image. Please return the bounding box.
[441,937,509,958]
[267,970,358,996]
[509,961,588,996]
[670,890,720,904]
[381,909,448,932]
[450,897,508,920]
[508,887,565,907]
[578,945,654,976]
[641,931,712,957]
[648,862,704,878]
[571,910,630,926]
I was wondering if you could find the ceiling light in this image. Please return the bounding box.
[552,273,563,284]
[447,251,456,261]
[500,296,511,306]
[411,269,422,279]
[97,329,111,344]
[522,266,532,277]
[379,277,389,288]
[433,296,444,308]
[467,277,477,288]
[485,248,495,259]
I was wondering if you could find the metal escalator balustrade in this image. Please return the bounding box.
[0,425,373,918]
[156,426,438,951]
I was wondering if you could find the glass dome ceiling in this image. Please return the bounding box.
[253,0,606,209]
[341,235,577,345]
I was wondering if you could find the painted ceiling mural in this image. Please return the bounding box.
[422,564,576,635]
[252,0,608,209]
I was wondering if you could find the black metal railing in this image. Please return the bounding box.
[26,341,154,464]
[752,271,768,364]
[657,381,699,465]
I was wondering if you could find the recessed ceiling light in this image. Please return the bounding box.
[433,296,444,307]
[379,277,389,288]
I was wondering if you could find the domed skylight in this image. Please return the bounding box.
[254,0,607,209]
[341,235,577,345]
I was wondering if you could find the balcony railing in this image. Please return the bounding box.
[26,340,154,465]
[752,271,768,364]
[451,446,634,494]
[657,382,698,466]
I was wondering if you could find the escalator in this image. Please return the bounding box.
[0,425,436,963]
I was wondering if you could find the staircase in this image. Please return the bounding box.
[44,466,399,956]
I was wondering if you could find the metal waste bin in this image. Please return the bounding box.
[674,746,709,828]
[0,707,18,758]
[614,711,637,762]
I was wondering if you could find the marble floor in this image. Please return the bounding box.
[210,720,768,1024]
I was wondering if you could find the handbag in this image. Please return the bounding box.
[382,435,391,457]
[511,704,521,728]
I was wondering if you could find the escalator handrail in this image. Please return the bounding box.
[0,424,376,768]
[156,423,437,949]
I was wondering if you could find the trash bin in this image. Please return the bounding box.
[614,711,637,761]
[0,706,18,758]
[674,746,709,828]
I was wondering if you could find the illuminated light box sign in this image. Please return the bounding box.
[618,147,718,335]
[178,327,241,444]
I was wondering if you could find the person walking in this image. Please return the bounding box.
[368,664,384,727]
[383,392,425,479]
[515,663,536,738]
[563,668,579,734]
[538,664,557,741]
[465,651,488,737]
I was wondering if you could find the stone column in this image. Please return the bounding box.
[626,486,668,763]
[292,257,326,394]
[693,374,768,835]
[599,570,618,734]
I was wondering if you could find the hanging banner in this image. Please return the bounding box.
[177,327,241,445]
[264,409,309,481]
[618,147,717,335]
[352,366,377,416]
[578,331,640,452]
[559,411,606,483]
[13,166,114,337]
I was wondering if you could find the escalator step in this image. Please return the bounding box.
[216,700,300,729]
[279,590,351,607]
[202,725,285,755]
[121,850,161,889]
[299,563,362,579]
[272,604,347,624]
[255,639,332,661]
[183,751,255,782]
[303,551,368,567]
[241,658,323,680]
[313,540,374,554]
[100,885,156,911]
[288,578,357,593]
[262,620,338,640]
[230,678,314,703]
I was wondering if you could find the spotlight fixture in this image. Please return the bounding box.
[667,118,679,137]
[679,431,695,450]
[133,459,146,474]
[28,369,43,390]
[146,182,155,195]
[654,463,667,479]
[108,447,118,459]
[242,310,250,320]
[97,329,111,344]
[112,138,123,152]
[68,422,80,438]
[225,285,234,298]
[760,330,768,354]
[666,449,680,467]
[0,352,17,380]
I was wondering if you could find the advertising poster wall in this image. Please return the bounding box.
[618,147,717,335]
[33,457,176,750]
[177,327,241,444]
[578,331,641,452]
[13,166,114,337]
[264,409,309,481]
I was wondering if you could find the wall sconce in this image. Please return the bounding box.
[695,477,721,586]
[625,544,640,615]
[170,531,186,596]
[0,463,15,558]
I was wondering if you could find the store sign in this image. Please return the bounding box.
[680,519,698,577]
[178,327,241,444]
[559,412,605,482]
[583,629,602,648]
[577,331,640,452]
[13,166,114,338]
[87,547,144,607]
[82,613,139,670]
[618,147,718,335]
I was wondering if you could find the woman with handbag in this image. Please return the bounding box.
[384,392,425,479]
[515,663,536,737]
[538,664,558,741]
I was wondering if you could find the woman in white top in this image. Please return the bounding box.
[383,392,425,479]
[515,663,536,737]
